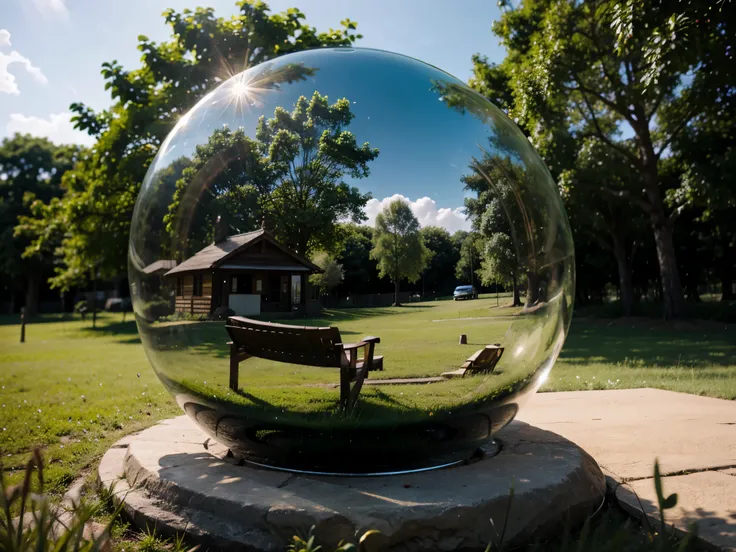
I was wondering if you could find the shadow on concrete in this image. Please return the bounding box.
[617,482,736,551]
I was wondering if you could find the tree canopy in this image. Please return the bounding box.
[164,91,378,256]
[309,252,345,294]
[25,1,362,290]
[420,226,461,296]
[0,134,81,314]
[370,199,431,305]
[470,0,735,317]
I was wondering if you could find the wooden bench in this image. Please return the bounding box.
[225,316,384,412]
[441,344,504,378]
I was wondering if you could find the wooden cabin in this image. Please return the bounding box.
[164,229,321,317]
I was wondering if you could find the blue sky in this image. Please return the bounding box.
[1,0,504,145]
[2,0,507,231]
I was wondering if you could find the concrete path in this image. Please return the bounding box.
[517,388,736,550]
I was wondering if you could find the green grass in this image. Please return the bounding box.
[550,317,736,398]
[0,312,180,494]
[142,294,557,429]
[0,297,734,495]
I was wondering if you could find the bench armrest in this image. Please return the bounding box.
[342,341,366,351]
[342,336,380,351]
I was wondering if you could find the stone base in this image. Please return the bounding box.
[98,416,605,552]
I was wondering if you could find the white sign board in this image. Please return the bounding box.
[228,294,261,316]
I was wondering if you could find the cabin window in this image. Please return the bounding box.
[193,275,203,296]
[176,277,182,296]
[292,274,303,306]
[231,277,238,293]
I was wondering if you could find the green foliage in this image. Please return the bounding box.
[459,142,552,305]
[470,0,736,317]
[419,226,461,295]
[335,224,380,295]
[309,252,345,293]
[478,233,516,289]
[288,526,381,552]
[454,231,481,285]
[0,134,81,313]
[136,525,190,552]
[370,199,431,302]
[27,1,363,289]
[164,91,378,255]
[0,450,114,551]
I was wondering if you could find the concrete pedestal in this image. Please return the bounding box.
[99,416,605,551]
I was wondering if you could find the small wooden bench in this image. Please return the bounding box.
[225,316,384,412]
[441,344,504,378]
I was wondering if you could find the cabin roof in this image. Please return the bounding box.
[142,259,178,275]
[164,229,320,276]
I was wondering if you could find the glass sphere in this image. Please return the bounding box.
[129,48,574,474]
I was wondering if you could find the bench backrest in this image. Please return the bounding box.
[226,316,343,367]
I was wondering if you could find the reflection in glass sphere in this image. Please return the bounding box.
[129,48,574,475]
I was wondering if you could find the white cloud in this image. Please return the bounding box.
[0,31,47,95]
[363,194,471,234]
[6,112,95,146]
[32,0,70,19]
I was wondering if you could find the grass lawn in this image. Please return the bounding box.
[143,295,558,429]
[1,297,734,496]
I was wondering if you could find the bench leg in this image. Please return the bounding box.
[229,342,239,391]
[339,363,351,411]
[345,344,373,412]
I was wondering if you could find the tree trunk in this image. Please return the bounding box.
[25,272,41,317]
[612,235,635,316]
[636,121,686,318]
[512,273,522,307]
[525,272,540,307]
[393,279,401,306]
[649,213,686,318]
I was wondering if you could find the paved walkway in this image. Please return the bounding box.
[517,388,736,551]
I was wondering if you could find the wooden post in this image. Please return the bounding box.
[92,275,98,329]
[20,307,26,343]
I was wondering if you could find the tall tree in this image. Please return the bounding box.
[559,139,648,315]
[420,226,461,296]
[454,232,481,287]
[472,0,734,317]
[27,1,362,290]
[0,135,80,315]
[336,224,384,295]
[370,199,431,306]
[309,252,344,295]
[665,83,736,301]
[478,232,521,306]
[164,91,378,255]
